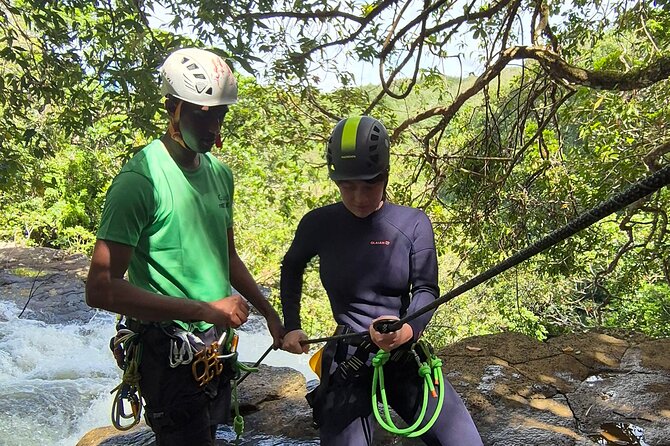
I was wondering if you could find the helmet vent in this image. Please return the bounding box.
[370,133,379,141]
[205,87,213,95]
[194,73,206,79]
[180,57,190,64]
[187,63,199,70]
[369,144,378,152]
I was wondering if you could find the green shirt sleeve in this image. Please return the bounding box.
[97,171,156,247]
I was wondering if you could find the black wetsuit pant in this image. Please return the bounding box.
[313,344,483,446]
[138,325,232,446]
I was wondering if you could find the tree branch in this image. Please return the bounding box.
[392,46,670,142]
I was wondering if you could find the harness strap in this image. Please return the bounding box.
[336,339,377,381]
[315,325,346,393]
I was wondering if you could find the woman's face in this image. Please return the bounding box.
[336,180,385,218]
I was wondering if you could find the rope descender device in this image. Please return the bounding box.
[371,341,445,437]
[191,327,239,387]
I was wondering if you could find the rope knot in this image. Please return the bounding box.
[372,350,390,367]
[418,363,431,378]
[233,414,244,436]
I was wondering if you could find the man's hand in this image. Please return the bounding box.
[368,316,413,352]
[265,312,286,349]
[207,294,250,328]
[281,329,309,354]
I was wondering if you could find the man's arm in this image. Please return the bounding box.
[86,239,249,327]
[227,228,284,346]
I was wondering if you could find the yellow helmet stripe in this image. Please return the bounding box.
[340,116,362,156]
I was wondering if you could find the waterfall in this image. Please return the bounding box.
[0,300,317,446]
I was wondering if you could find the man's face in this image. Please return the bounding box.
[179,102,229,153]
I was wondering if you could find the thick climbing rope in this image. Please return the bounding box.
[371,343,445,437]
[375,163,670,334]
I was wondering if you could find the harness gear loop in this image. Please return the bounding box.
[371,341,445,437]
[169,330,204,368]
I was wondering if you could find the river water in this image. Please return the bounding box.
[0,300,317,446]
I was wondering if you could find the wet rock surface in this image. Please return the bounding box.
[1,243,668,445]
[0,242,97,324]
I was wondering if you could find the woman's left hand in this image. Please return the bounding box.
[368,316,414,352]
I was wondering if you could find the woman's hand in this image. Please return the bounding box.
[368,316,414,352]
[281,329,310,354]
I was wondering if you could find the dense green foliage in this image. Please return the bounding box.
[1,1,669,346]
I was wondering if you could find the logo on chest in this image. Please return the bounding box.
[369,240,391,246]
[217,194,229,208]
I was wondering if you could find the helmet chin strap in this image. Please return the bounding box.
[167,101,188,150]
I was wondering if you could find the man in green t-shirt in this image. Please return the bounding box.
[86,47,285,445]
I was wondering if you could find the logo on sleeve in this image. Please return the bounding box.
[370,240,391,246]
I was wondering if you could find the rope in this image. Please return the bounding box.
[377,163,670,334]
[110,329,143,431]
[371,343,445,437]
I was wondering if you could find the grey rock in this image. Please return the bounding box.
[2,243,667,446]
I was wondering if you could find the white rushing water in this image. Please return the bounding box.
[0,301,316,446]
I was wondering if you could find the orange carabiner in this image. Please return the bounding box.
[230,334,239,353]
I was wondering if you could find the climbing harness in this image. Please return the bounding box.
[107,319,265,443]
[303,323,445,436]
[109,321,143,431]
[371,341,445,437]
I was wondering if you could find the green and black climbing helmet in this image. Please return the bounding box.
[326,116,390,181]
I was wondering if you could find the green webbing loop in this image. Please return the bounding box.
[221,327,235,351]
[432,357,442,385]
[418,363,436,396]
[371,343,446,437]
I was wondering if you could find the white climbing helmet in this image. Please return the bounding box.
[160,47,237,106]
